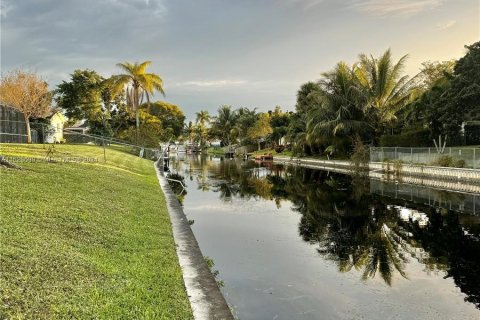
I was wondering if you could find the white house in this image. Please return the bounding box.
[45,111,67,143]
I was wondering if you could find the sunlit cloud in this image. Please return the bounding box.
[177,80,248,88]
[436,19,457,30]
[349,0,444,17]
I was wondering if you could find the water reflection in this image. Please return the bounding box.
[171,156,480,310]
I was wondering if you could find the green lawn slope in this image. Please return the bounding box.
[0,144,193,319]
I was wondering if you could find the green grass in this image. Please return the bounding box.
[251,148,293,157]
[206,147,225,156]
[0,144,193,319]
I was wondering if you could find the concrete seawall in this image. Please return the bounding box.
[154,160,234,320]
[273,156,480,193]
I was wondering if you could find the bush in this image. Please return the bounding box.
[274,145,285,153]
[380,128,431,147]
[430,155,466,168]
[465,123,480,145]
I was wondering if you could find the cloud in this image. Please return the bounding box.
[436,19,456,30]
[176,80,248,88]
[287,0,326,9]
[349,0,444,17]
[0,1,13,18]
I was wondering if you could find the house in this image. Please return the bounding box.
[45,111,67,143]
[65,120,89,134]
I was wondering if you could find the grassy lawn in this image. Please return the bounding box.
[252,148,294,157]
[0,144,193,319]
[206,147,225,156]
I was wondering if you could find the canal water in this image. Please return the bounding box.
[167,155,480,320]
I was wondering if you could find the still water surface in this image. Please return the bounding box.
[168,155,480,320]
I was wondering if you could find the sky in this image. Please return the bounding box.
[1,0,479,120]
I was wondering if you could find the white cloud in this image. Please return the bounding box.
[0,0,13,18]
[436,19,457,30]
[287,0,325,9]
[349,0,444,17]
[176,80,248,88]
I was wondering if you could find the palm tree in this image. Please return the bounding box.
[355,49,417,135]
[195,110,210,150]
[108,61,165,143]
[306,62,371,144]
[195,110,210,127]
[212,105,238,146]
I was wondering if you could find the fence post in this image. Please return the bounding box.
[102,136,106,163]
[411,148,413,164]
[474,148,476,169]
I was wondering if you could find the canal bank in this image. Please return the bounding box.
[274,156,480,193]
[154,160,234,320]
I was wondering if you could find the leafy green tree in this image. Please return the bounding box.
[269,106,290,146]
[418,60,456,90]
[108,61,165,143]
[288,82,321,155]
[406,41,480,143]
[56,69,105,121]
[445,42,480,125]
[142,101,185,138]
[248,113,273,151]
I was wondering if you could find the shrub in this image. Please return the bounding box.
[350,137,369,172]
[430,155,466,168]
[274,145,285,153]
[380,128,431,147]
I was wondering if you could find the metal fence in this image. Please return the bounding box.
[0,120,54,144]
[370,147,480,169]
[370,178,479,215]
[63,131,161,160]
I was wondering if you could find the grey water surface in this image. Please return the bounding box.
[167,155,480,320]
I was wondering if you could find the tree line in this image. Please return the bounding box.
[1,41,478,152]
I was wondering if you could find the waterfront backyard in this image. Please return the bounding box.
[167,155,480,320]
[0,144,192,319]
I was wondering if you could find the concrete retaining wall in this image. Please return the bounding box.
[154,160,234,320]
[273,156,480,188]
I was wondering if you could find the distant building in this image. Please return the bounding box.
[45,111,67,143]
[65,120,89,134]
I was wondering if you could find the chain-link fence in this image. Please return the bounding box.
[0,120,56,144]
[63,131,161,160]
[0,118,161,160]
[370,147,480,169]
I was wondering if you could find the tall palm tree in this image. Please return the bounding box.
[108,61,165,143]
[212,105,238,146]
[194,110,210,150]
[195,110,210,127]
[306,62,371,144]
[355,49,417,134]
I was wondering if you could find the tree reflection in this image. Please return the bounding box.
[180,156,480,308]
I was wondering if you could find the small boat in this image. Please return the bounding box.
[254,153,273,161]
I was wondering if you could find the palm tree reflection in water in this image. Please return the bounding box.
[178,158,480,309]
